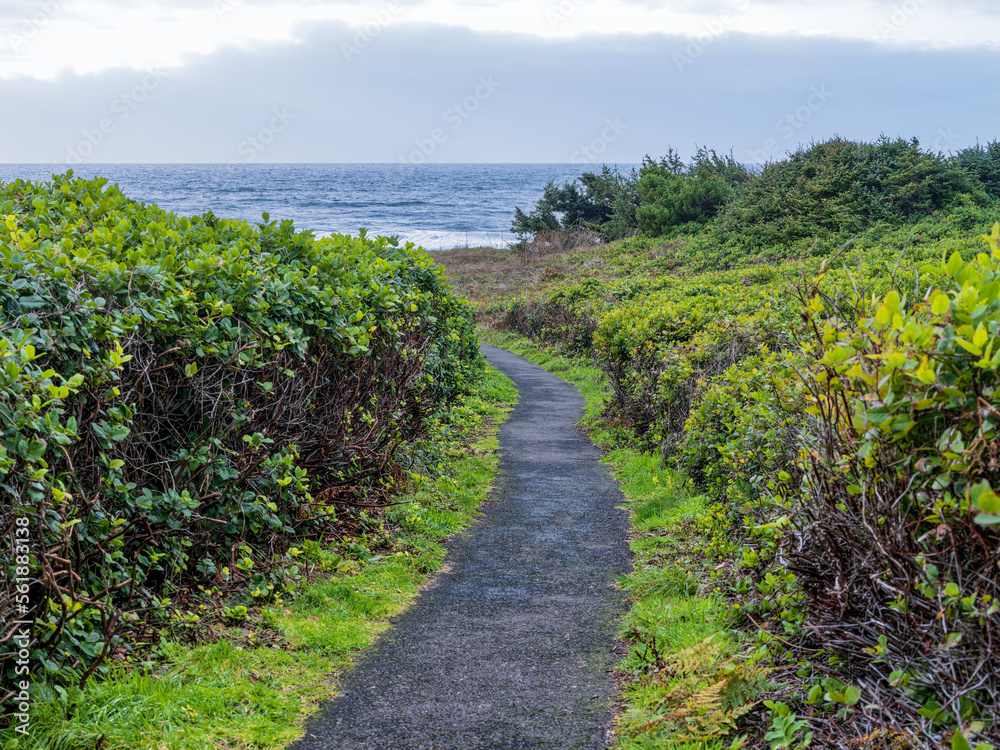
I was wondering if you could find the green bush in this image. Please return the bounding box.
[714,137,986,251]
[511,166,640,243]
[592,273,795,449]
[955,140,1000,200]
[781,227,1000,741]
[0,174,480,696]
[511,151,753,246]
[501,300,598,356]
[635,168,732,237]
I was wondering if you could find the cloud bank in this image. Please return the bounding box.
[2,22,998,164]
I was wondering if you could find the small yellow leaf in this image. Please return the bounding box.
[884,290,901,313]
[973,325,989,349]
[931,293,950,316]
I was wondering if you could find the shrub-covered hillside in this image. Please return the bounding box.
[513,137,1000,267]
[0,174,480,699]
[439,138,1000,749]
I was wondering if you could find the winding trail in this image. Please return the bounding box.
[291,345,631,749]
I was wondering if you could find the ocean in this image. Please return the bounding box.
[0,163,633,250]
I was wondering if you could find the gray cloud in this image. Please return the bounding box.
[1,22,998,164]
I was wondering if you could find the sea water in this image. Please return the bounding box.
[0,163,635,250]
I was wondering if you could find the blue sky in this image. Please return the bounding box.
[1,0,998,163]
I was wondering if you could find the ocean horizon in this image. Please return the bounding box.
[0,163,639,251]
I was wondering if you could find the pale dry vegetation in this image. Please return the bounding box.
[429,232,600,309]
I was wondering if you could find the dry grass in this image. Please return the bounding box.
[430,232,601,309]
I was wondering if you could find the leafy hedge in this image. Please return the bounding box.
[783,233,1000,741]
[0,174,480,697]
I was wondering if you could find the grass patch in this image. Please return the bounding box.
[7,367,518,750]
[612,458,759,750]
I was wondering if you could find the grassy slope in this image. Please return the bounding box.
[5,367,517,750]
[429,209,995,311]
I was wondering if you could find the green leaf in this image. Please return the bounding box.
[185,363,198,377]
[915,361,936,384]
[884,290,901,313]
[974,325,989,349]
[108,426,130,442]
[956,339,983,357]
[953,732,972,750]
[946,251,964,277]
[978,489,1000,514]
[24,440,46,460]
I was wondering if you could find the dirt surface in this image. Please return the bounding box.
[290,345,632,749]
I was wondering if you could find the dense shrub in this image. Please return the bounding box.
[0,175,480,696]
[633,148,753,238]
[511,166,640,243]
[512,151,753,247]
[954,140,1000,200]
[501,295,600,355]
[677,352,803,507]
[783,230,1000,744]
[592,274,796,449]
[635,169,732,237]
[511,138,1000,273]
[714,137,985,249]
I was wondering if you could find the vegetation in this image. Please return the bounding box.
[438,135,1000,749]
[8,133,1000,748]
[0,173,484,731]
[1,364,516,749]
[513,137,998,262]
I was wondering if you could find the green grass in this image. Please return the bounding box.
[612,455,753,750]
[478,333,760,750]
[7,366,518,750]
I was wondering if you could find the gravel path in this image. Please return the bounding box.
[290,345,631,749]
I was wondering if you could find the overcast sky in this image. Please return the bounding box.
[1,0,998,163]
